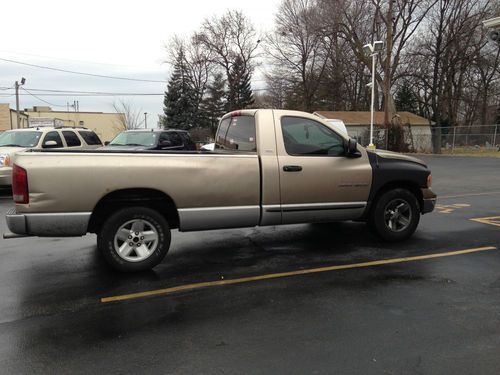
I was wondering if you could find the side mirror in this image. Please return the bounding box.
[43,140,58,148]
[345,138,361,157]
[104,141,110,146]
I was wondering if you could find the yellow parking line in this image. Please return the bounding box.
[439,191,500,199]
[470,216,500,228]
[435,203,470,214]
[101,246,496,303]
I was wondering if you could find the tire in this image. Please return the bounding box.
[97,206,171,272]
[369,188,420,242]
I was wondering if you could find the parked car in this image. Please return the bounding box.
[0,127,102,186]
[326,119,348,135]
[4,109,436,272]
[200,143,215,151]
[101,129,196,151]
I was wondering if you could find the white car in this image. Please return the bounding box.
[200,142,215,151]
[326,119,349,135]
[0,127,102,186]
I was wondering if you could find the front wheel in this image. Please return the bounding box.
[97,206,171,272]
[369,188,420,242]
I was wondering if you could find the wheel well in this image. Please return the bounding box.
[371,181,423,212]
[88,188,179,233]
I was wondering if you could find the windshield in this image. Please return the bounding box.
[0,131,42,148]
[109,132,158,147]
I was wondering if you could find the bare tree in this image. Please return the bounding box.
[112,100,144,130]
[461,18,500,125]
[194,10,260,78]
[404,0,496,151]
[265,0,333,111]
[330,0,437,123]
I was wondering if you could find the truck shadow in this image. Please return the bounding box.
[85,220,432,284]
[145,221,426,282]
[86,221,383,282]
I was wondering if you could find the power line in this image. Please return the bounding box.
[0,86,269,96]
[0,57,168,83]
[0,86,163,96]
[0,49,153,69]
[20,87,67,107]
[10,91,163,96]
[25,88,161,94]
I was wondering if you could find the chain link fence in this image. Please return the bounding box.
[352,125,499,154]
[430,125,499,153]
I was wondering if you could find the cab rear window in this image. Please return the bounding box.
[215,116,256,152]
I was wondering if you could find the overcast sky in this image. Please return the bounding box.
[0,0,280,126]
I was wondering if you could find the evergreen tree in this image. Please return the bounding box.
[226,56,254,111]
[395,84,418,114]
[162,47,197,129]
[201,72,227,135]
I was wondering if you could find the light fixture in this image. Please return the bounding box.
[363,44,373,55]
[373,41,384,52]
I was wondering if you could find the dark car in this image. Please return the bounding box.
[100,129,196,151]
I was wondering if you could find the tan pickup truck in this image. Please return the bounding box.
[5,109,436,272]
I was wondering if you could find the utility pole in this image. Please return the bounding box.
[15,78,26,128]
[383,0,394,128]
[144,112,148,128]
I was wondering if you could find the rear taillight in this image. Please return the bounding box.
[12,164,29,204]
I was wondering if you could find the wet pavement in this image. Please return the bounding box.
[0,155,499,374]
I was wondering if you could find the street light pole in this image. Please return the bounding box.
[15,81,20,129]
[15,77,26,128]
[363,41,384,149]
[369,51,376,149]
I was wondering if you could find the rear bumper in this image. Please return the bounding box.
[5,209,91,237]
[421,188,437,214]
[0,167,12,186]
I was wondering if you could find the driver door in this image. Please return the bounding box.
[275,114,372,224]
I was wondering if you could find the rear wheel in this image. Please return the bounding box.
[97,206,171,272]
[369,188,420,242]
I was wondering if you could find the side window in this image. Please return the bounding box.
[159,132,171,143]
[281,117,345,156]
[78,131,102,145]
[159,132,173,148]
[62,131,81,147]
[215,116,256,152]
[170,133,182,147]
[42,131,64,148]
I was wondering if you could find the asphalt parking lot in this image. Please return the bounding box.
[0,155,499,374]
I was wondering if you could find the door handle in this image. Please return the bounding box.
[283,165,302,172]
